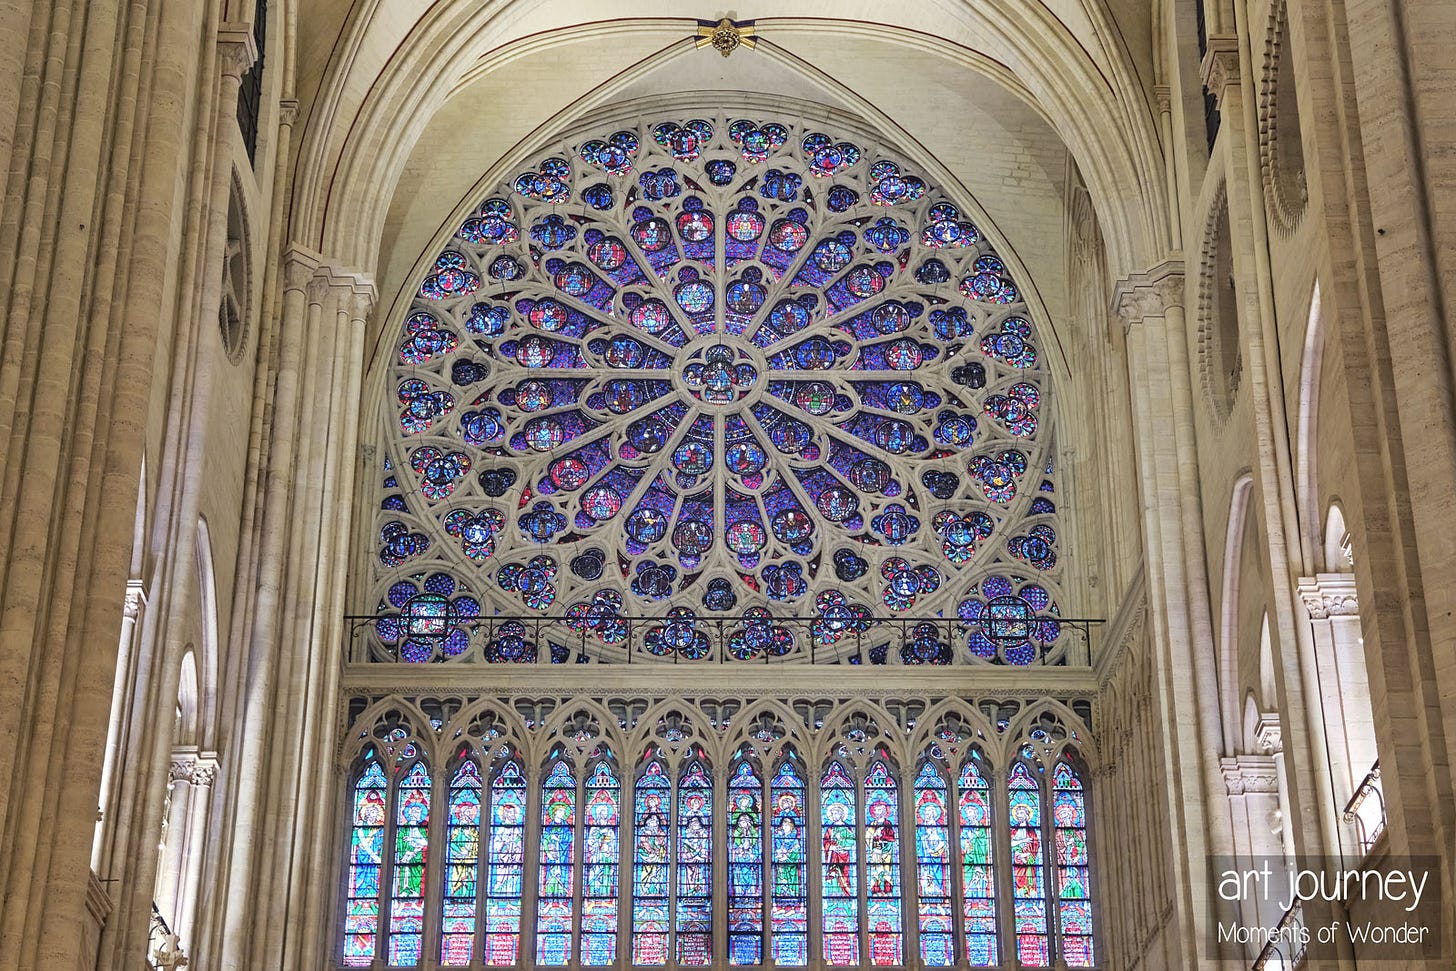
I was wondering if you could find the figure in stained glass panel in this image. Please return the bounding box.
[913,762,954,966]
[727,757,764,965]
[441,759,482,966]
[536,759,576,966]
[485,759,526,965]
[389,761,432,966]
[581,755,620,965]
[1053,760,1095,967]
[677,755,713,965]
[1008,761,1049,966]
[343,758,387,967]
[633,755,671,965]
[820,761,859,965]
[959,759,998,966]
[864,760,903,966]
[770,760,808,966]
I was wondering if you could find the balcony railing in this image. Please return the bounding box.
[346,610,1102,666]
[1342,760,1386,857]
[1251,900,1307,970]
[147,903,188,969]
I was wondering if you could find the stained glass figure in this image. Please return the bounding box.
[1053,761,1095,967]
[581,755,621,965]
[1008,761,1049,966]
[770,760,808,965]
[441,759,482,965]
[913,762,954,966]
[820,761,859,965]
[536,758,577,965]
[677,753,713,965]
[864,759,903,965]
[343,758,387,967]
[727,756,764,965]
[388,761,431,966]
[959,759,998,966]
[376,116,1061,659]
[633,754,671,965]
[486,759,526,965]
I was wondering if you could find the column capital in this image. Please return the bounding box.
[283,244,323,292]
[1111,259,1184,330]
[1220,754,1280,795]
[123,579,147,619]
[169,758,196,785]
[192,755,220,788]
[1296,573,1359,619]
[216,23,260,80]
[1200,35,1241,103]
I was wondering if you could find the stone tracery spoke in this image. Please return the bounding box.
[376,113,1067,664]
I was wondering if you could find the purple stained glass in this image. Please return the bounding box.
[379,115,1058,655]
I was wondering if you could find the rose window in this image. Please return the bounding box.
[374,114,1066,664]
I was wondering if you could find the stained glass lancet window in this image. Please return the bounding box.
[389,760,432,966]
[770,758,808,965]
[372,114,1066,666]
[727,755,765,964]
[581,753,621,965]
[1008,760,1049,966]
[441,758,482,965]
[633,753,671,965]
[676,752,713,965]
[959,757,998,966]
[865,758,904,966]
[485,758,526,965]
[1053,760,1095,967]
[913,761,954,966]
[536,757,577,965]
[343,757,387,967]
[820,760,859,965]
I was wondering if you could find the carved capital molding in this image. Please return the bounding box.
[1152,84,1173,114]
[1221,754,1280,795]
[192,756,220,788]
[1201,35,1241,101]
[278,99,300,127]
[169,759,195,784]
[1253,713,1283,755]
[283,244,323,293]
[1111,260,1185,330]
[1297,573,1359,619]
[216,22,260,80]
[123,579,147,620]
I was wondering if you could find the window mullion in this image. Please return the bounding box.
[946,763,968,968]
[521,763,543,967]
[899,762,918,969]
[993,766,1016,969]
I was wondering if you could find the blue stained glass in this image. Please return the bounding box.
[389,761,432,967]
[633,756,671,965]
[771,761,808,965]
[820,762,859,965]
[677,755,713,965]
[383,115,1057,652]
[536,759,577,966]
[1054,761,1095,967]
[581,756,620,965]
[914,762,954,966]
[343,759,387,967]
[1008,761,1049,966]
[727,758,765,965]
[959,759,998,966]
[864,760,903,966]
[441,760,481,966]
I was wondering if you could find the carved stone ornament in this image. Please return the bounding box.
[1112,261,1185,329]
[1221,754,1280,795]
[168,759,195,784]
[1297,574,1359,619]
[216,22,260,80]
[696,17,757,57]
[1200,35,1241,102]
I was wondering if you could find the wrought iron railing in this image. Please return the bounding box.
[1251,900,1307,970]
[1342,760,1386,857]
[147,903,188,969]
[346,611,1101,666]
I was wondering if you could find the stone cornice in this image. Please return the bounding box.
[1221,754,1280,795]
[216,22,260,80]
[1201,35,1241,101]
[1111,258,1185,330]
[1296,573,1359,619]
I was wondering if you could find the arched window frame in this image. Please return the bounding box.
[768,748,809,966]
[341,752,390,968]
[725,747,766,965]
[631,747,672,965]
[485,749,528,966]
[956,748,999,967]
[911,752,955,966]
[388,756,433,967]
[580,745,621,966]
[439,748,483,966]
[675,747,714,965]
[535,748,579,966]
